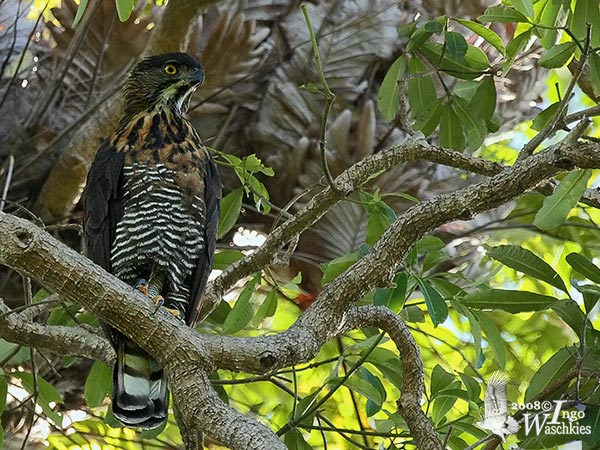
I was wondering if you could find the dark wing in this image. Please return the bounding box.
[186,155,222,326]
[83,139,125,272]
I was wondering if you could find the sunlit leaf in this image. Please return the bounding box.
[416,278,448,326]
[525,347,575,401]
[377,55,407,121]
[84,360,112,408]
[537,41,576,68]
[461,289,556,313]
[566,253,600,284]
[218,188,243,238]
[444,31,468,60]
[534,170,591,230]
[455,19,505,55]
[115,0,135,22]
[486,244,567,292]
[477,5,529,23]
[509,0,534,19]
[222,275,259,334]
[531,101,561,131]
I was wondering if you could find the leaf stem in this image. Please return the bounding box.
[301,4,338,192]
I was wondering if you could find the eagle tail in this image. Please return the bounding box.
[112,337,168,429]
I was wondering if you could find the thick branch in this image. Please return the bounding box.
[0,298,114,365]
[202,138,504,318]
[0,212,285,450]
[1,131,599,449]
[343,306,443,450]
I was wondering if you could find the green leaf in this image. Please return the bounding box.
[84,360,112,408]
[525,347,575,401]
[406,27,434,52]
[420,43,490,80]
[531,101,561,131]
[452,96,487,150]
[424,16,446,33]
[222,275,259,334]
[284,429,313,450]
[444,31,468,60]
[461,289,556,313]
[342,371,385,409]
[589,53,600,98]
[566,253,600,284]
[458,372,481,402]
[218,188,243,238]
[115,0,135,22]
[398,21,418,37]
[416,278,448,326]
[430,365,457,397]
[538,0,563,49]
[509,0,534,18]
[580,406,600,445]
[400,305,426,323]
[378,55,407,121]
[570,0,600,48]
[373,272,407,312]
[407,56,437,120]
[486,244,567,292]
[413,97,443,136]
[503,31,531,76]
[474,311,506,368]
[72,0,89,27]
[537,41,576,68]
[469,76,497,121]
[477,5,529,23]
[213,249,244,270]
[0,375,7,413]
[14,372,63,425]
[252,289,278,326]
[551,299,589,337]
[534,169,592,230]
[321,252,359,285]
[455,19,505,55]
[439,103,465,151]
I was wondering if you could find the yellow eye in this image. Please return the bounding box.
[164,64,177,75]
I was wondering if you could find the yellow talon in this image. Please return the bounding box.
[151,295,181,318]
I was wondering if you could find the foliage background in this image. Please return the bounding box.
[1,0,600,449]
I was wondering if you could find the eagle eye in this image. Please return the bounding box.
[164,64,178,75]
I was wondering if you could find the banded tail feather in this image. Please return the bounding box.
[112,335,169,429]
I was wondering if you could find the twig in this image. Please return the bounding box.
[0,154,14,212]
[517,24,592,161]
[301,3,338,192]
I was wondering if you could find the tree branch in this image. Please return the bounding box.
[0,297,114,365]
[2,127,599,448]
[343,306,443,450]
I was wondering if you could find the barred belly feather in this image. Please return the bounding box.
[111,164,205,311]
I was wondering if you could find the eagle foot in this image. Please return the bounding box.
[134,279,149,296]
[151,295,181,319]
